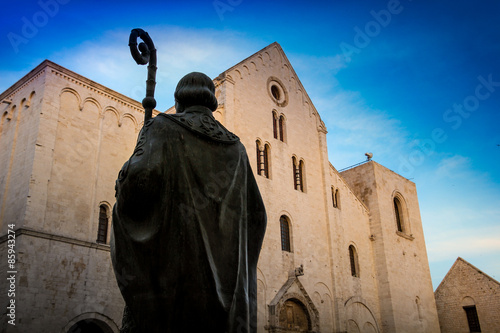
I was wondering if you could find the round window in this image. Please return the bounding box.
[267,77,288,107]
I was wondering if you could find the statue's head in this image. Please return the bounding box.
[174,72,218,113]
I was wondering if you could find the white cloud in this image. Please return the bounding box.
[435,155,471,178]
[427,226,500,262]
[48,26,264,110]
[320,90,409,168]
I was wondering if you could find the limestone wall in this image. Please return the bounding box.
[328,165,382,332]
[0,232,123,332]
[28,64,144,243]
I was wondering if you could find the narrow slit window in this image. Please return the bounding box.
[97,205,109,244]
[394,197,403,232]
[256,140,269,178]
[279,115,285,142]
[272,112,278,139]
[334,189,340,209]
[332,187,336,208]
[298,160,304,192]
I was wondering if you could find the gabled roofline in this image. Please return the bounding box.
[217,42,326,132]
[435,257,500,293]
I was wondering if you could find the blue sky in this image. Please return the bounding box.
[1,0,499,289]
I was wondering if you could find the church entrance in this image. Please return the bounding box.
[67,319,114,333]
[279,299,311,332]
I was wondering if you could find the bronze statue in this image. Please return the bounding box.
[111,56,267,331]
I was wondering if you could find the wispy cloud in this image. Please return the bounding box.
[319,90,409,167]
[427,225,500,262]
[435,155,471,178]
[45,26,264,110]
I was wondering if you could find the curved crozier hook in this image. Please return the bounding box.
[129,29,154,65]
[128,28,157,122]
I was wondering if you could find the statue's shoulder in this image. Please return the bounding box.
[155,112,239,144]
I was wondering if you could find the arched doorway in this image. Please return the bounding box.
[67,319,114,333]
[279,299,311,331]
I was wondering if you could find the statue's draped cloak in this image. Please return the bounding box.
[111,106,267,333]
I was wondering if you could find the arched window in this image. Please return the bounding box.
[256,140,270,178]
[272,111,278,139]
[462,297,481,332]
[349,245,359,277]
[97,205,109,244]
[280,215,291,252]
[394,197,404,232]
[278,115,285,142]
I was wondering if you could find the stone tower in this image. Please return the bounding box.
[341,161,439,332]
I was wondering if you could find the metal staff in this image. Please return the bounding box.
[129,28,157,123]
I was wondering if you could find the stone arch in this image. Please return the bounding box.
[269,277,320,332]
[363,321,377,333]
[102,106,119,122]
[233,69,242,80]
[60,87,81,107]
[28,91,36,105]
[263,51,271,63]
[7,104,17,121]
[314,282,334,332]
[62,312,119,333]
[314,282,333,299]
[0,110,9,137]
[120,113,139,131]
[257,267,267,288]
[344,298,380,333]
[256,55,265,67]
[279,298,311,331]
[242,65,250,76]
[462,296,476,307]
[81,97,102,112]
[347,319,360,333]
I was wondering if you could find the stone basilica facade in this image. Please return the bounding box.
[0,43,440,332]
